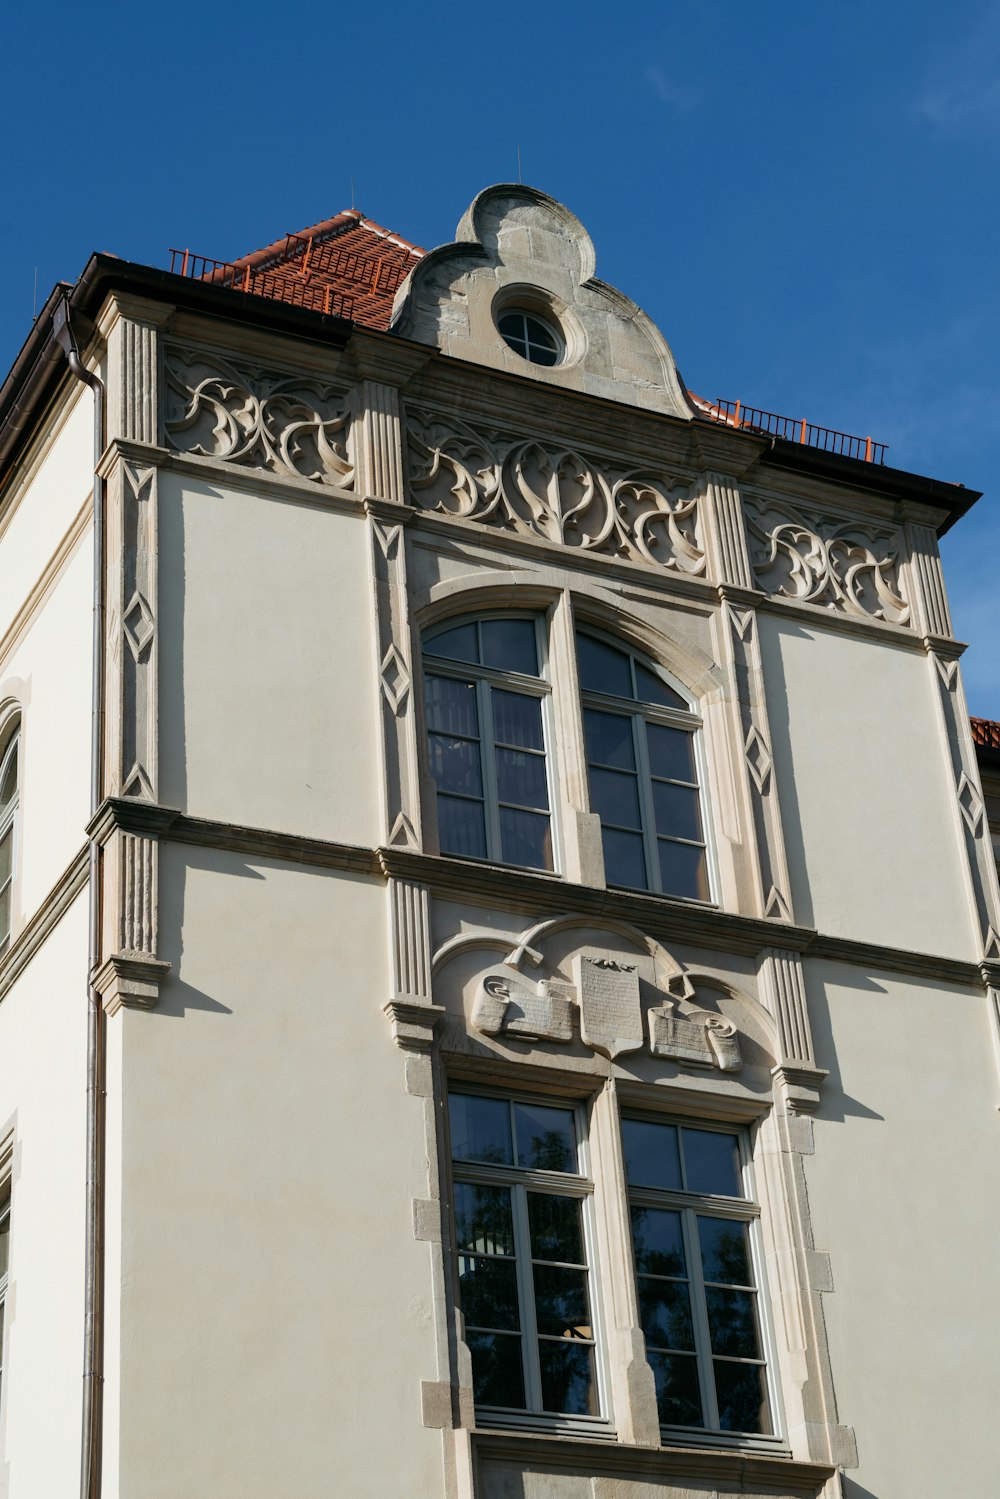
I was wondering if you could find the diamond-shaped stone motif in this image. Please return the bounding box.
[957,772,984,835]
[380,644,411,714]
[123,593,154,660]
[744,726,772,793]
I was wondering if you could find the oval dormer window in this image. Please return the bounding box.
[497,309,562,367]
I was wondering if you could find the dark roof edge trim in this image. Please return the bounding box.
[0,257,355,491]
[759,434,980,533]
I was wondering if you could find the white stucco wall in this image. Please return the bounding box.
[760,615,977,959]
[0,893,87,1499]
[0,538,92,926]
[0,388,91,643]
[157,473,381,847]
[110,847,442,1498]
[806,958,1000,1498]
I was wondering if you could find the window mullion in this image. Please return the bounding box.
[684,1207,719,1430]
[511,1182,543,1411]
[633,713,659,892]
[479,680,503,861]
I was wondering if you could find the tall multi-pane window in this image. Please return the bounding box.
[0,723,19,954]
[577,631,710,901]
[0,1187,8,1400]
[424,617,554,871]
[622,1115,774,1439]
[448,1091,602,1422]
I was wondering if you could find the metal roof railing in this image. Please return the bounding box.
[704,397,887,465]
[167,248,356,319]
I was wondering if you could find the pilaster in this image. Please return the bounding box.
[96,294,172,1013]
[384,877,443,1050]
[701,471,754,589]
[722,596,794,922]
[757,949,827,1113]
[903,521,953,640]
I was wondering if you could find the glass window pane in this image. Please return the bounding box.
[698,1217,751,1286]
[646,722,697,783]
[426,621,479,664]
[622,1119,681,1191]
[492,689,544,750]
[481,619,539,676]
[525,316,557,352]
[495,747,548,810]
[0,1210,8,1280]
[705,1287,761,1359]
[528,342,559,367]
[0,831,10,888]
[637,1278,696,1351]
[527,1193,583,1264]
[498,807,551,870]
[630,1206,686,1276]
[532,1265,591,1337]
[602,828,647,889]
[0,883,10,948]
[714,1359,771,1434]
[450,1094,513,1166]
[652,782,703,842]
[537,1339,598,1416]
[428,735,483,797]
[438,796,487,860]
[635,663,686,709]
[467,1330,525,1408]
[584,708,635,770]
[682,1129,741,1197]
[576,634,633,698]
[497,312,524,340]
[454,1183,514,1257]
[648,1350,703,1427]
[425,675,480,737]
[513,1101,577,1173]
[589,767,641,829]
[0,744,16,816]
[657,840,710,901]
[458,1254,521,1331]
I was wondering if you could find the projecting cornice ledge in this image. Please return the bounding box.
[471,1430,836,1498]
[85,800,987,988]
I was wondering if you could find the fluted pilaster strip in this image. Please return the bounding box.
[358,380,404,502]
[759,948,815,1065]
[704,473,754,589]
[905,522,953,638]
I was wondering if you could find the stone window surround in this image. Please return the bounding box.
[0,701,23,956]
[414,581,734,909]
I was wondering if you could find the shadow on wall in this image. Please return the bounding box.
[152,843,273,1018]
[804,963,885,1123]
[843,1479,880,1499]
[761,620,814,929]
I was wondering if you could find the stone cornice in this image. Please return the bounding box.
[85,800,987,987]
[0,845,89,1000]
[471,1429,835,1495]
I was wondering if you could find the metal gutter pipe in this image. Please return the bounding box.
[53,294,106,1499]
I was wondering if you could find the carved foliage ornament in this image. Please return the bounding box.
[164,346,354,488]
[405,407,705,573]
[745,497,910,625]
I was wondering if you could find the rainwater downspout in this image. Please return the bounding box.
[53,294,106,1499]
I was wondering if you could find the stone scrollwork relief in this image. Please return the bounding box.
[458,920,745,1074]
[164,344,354,489]
[745,496,910,625]
[405,406,705,572]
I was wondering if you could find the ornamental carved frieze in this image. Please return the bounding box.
[164,345,354,489]
[744,496,910,625]
[404,406,705,572]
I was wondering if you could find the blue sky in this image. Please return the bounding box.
[2,0,996,711]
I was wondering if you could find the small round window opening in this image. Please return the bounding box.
[497,309,562,367]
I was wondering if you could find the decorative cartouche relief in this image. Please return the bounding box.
[405,405,705,572]
[163,344,354,489]
[465,935,742,1073]
[744,495,910,625]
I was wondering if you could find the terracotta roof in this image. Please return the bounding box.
[971,718,1000,752]
[193,210,426,330]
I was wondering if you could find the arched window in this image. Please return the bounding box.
[0,722,19,953]
[577,631,711,901]
[423,616,554,871]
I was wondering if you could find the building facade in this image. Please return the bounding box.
[0,184,998,1499]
